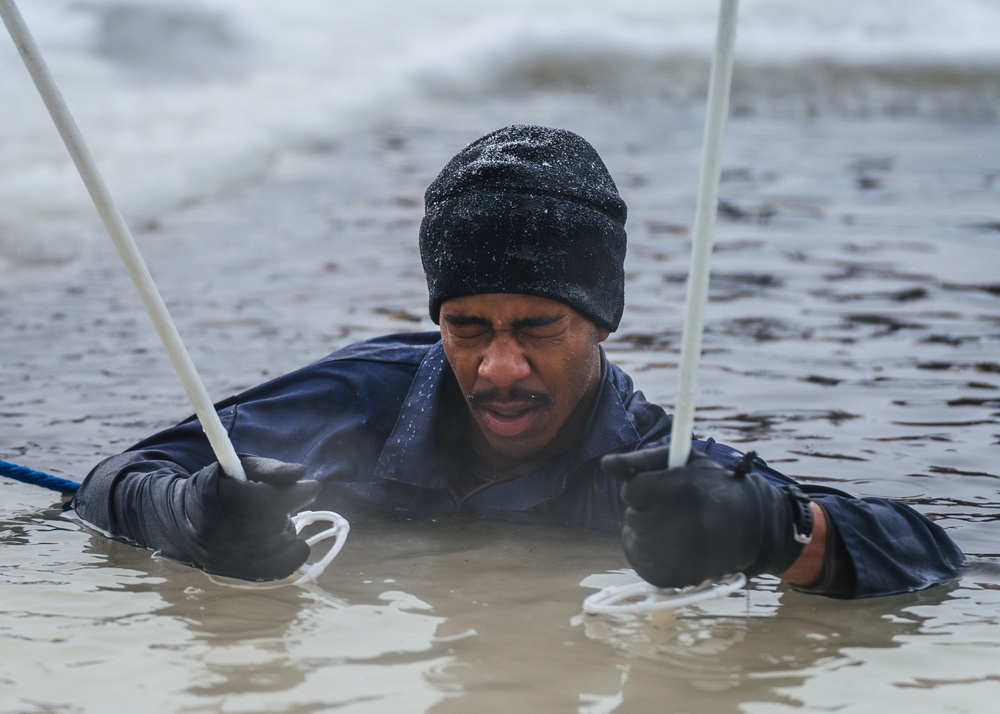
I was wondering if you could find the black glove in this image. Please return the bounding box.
[127,455,320,581]
[601,446,812,589]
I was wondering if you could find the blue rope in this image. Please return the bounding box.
[0,459,80,494]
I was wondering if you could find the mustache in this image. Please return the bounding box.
[466,387,554,409]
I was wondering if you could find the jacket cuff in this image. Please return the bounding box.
[789,502,858,598]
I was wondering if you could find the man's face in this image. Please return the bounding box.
[439,293,610,469]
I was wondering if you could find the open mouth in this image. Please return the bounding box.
[467,387,554,439]
[479,404,538,438]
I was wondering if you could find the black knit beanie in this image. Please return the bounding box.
[419,124,628,332]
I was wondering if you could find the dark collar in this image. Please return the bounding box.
[373,342,641,503]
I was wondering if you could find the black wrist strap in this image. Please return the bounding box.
[787,486,814,545]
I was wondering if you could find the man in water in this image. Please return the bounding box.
[69,125,963,597]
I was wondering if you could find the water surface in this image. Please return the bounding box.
[0,6,1000,700]
[2,79,998,714]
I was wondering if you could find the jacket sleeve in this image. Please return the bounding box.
[68,442,215,548]
[68,345,418,542]
[807,487,965,598]
[699,438,965,599]
[67,451,187,548]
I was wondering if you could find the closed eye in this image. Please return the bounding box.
[514,316,567,339]
[442,315,491,339]
[442,313,567,340]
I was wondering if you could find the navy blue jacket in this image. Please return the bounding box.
[73,332,964,597]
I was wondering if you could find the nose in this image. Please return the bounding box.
[478,332,531,389]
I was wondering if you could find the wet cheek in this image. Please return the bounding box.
[443,345,475,393]
[454,361,479,393]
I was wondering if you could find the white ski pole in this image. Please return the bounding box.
[1,0,247,481]
[669,0,740,469]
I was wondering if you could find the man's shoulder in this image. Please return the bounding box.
[598,352,672,446]
[214,332,441,414]
[601,352,651,411]
[603,355,635,394]
[319,331,442,366]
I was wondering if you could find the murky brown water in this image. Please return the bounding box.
[2,96,998,712]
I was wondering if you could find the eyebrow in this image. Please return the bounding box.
[442,313,567,330]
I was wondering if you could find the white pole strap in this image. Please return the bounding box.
[583,572,746,615]
[0,0,246,481]
[669,0,740,469]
